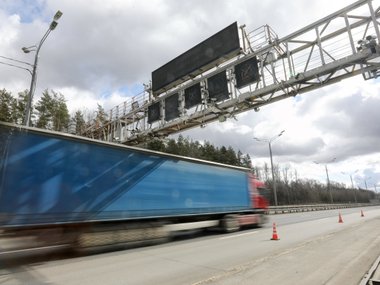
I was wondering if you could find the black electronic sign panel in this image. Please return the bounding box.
[235,56,260,88]
[148,102,161,124]
[152,22,240,94]
[207,71,229,103]
[184,83,202,109]
[165,93,180,121]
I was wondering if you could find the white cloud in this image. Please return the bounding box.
[58,87,99,114]
[0,13,20,48]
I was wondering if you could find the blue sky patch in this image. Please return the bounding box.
[118,84,144,96]
[0,0,47,23]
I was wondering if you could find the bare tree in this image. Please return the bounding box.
[282,164,291,185]
[292,168,299,182]
[263,162,270,181]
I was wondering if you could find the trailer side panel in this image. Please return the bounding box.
[0,124,251,227]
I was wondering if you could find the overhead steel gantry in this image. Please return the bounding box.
[83,0,380,145]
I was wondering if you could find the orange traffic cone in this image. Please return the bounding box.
[271,222,280,240]
[361,210,365,217]
[338,213,344,223]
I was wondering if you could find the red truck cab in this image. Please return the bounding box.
[249,173,269,212]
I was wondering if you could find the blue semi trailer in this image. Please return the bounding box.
[0,122,268,250]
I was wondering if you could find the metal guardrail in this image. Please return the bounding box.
[359,255,380,285]
[267,203,378,214]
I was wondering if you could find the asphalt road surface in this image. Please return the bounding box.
[1,206,380,285]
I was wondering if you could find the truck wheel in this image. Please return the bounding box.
[221,214,240,233]
[258,213,268,227]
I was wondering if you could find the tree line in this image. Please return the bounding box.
[266,178,375,205]
[0,88,103,134]
[144,135,253,168]
[1,88,376,205]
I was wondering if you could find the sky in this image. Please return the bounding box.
[0,0,379,192]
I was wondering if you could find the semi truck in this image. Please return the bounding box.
[0,122,268,251]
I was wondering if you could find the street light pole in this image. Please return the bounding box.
[350,174,357,203]
[268,140,277,205]
[23,49,38,127]
[341,169,358,203]
[325,164,334,203]
[364,177,371,190]
[22,10,63,127]
[254,130,285,206]
[356,176,371,192]
[314,157,336,203]
[324,164,332,199]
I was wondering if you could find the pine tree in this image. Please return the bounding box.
[35,90,54,129]
[34,89,70,131]
[51,91,70,131]
[201,142,217,162]
[241,154,252,168]
[0,89,15,122]
[13,90,29,124]
[146,139,166,152]
[72,110,86,135]
[166,138,180,155]
[226,146,239,166]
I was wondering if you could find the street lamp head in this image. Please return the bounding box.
[53,10,63,21]
[21,46,36,53]
[253,137,269,143]
[279,130,285,136]
[50,21,58,30]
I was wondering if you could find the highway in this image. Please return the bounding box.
[1,206,380,285]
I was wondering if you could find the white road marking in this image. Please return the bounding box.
[317,218,331,222]
[219,231,259,240]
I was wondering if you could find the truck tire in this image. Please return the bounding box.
[221,214,240,233]
[258,213,268,227]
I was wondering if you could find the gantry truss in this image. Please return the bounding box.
[83,0,380,145]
